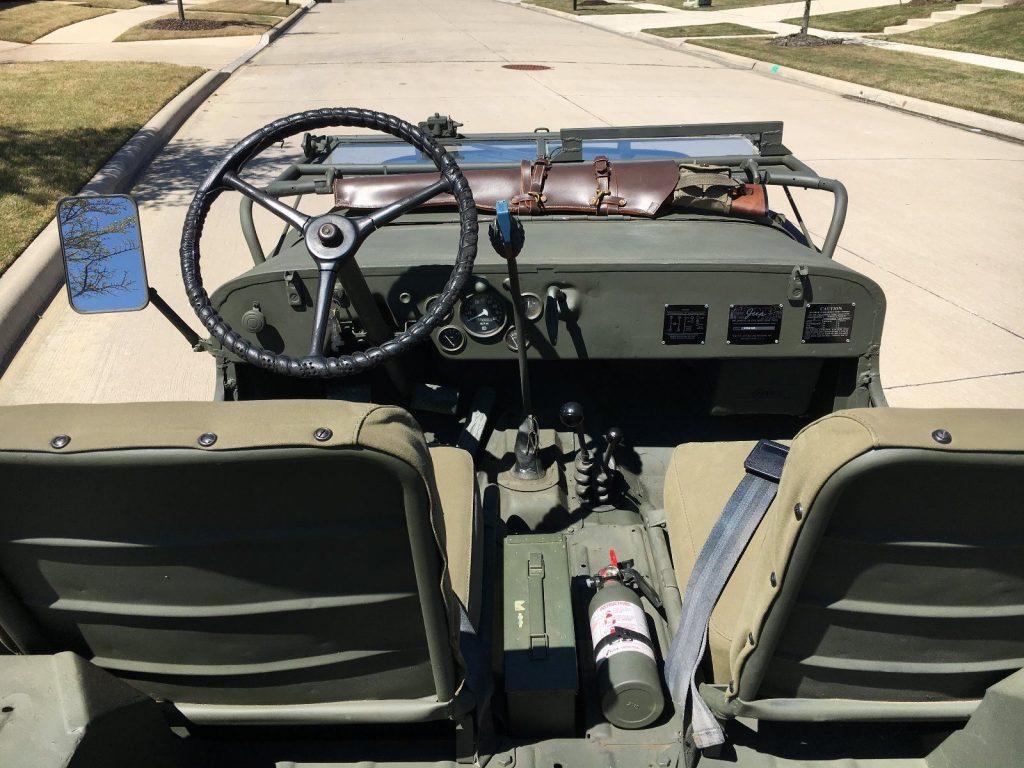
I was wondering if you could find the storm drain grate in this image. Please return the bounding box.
[502,64,552,71]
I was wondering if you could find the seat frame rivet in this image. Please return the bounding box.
[314,427,333,442]
[770,572,777,587]
[794,502,803,520]
[932,428,952,445]
[197,432,217,447]
[50,435,70,450]
[748,632,755,645]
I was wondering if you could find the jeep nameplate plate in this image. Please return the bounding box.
[728,304,782,345]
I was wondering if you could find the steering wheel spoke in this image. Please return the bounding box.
[309,262,340,357]
[224,171,311,232]
[356,177,452,237]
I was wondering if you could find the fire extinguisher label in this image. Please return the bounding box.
[590,600,656,665]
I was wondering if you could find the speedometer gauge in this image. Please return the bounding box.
[459,292,507,339]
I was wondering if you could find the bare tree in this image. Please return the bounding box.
[800,0,812,34]
[177,0,185,23]
[59,199,139,299]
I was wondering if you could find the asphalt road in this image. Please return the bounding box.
[2,0,1022,406]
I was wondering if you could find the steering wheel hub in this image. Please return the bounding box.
[305,213,358,262]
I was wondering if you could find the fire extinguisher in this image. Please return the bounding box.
[587,550,665,729]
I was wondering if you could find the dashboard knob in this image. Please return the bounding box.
[242,303,265,333]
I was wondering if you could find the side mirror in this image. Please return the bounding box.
[57,194,150,314]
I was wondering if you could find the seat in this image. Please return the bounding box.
[0,400,481,725]
[664,408,1024,722]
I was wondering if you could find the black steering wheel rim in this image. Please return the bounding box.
[180,107,478,378]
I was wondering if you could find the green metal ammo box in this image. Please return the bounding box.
[503,533,579,736]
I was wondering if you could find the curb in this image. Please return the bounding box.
[504,0,1024,143]
[0,0,316,374]
[223,0,315,73]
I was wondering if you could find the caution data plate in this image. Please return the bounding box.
[802,303,855,344]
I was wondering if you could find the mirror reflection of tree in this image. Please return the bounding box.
[59,197,139,299]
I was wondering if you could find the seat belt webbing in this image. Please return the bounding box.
[663,439,789,749]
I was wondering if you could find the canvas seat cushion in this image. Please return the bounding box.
[663,439,784,684]
[663,408,1024,702]
[429,446,481,625]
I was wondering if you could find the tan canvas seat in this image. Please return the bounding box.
[664,408,1024,722]
[0,400,481,724]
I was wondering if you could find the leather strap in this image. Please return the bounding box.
[510,159,551,214]
[590,155,626,212]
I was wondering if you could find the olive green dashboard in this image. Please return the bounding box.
[211,215,885,365]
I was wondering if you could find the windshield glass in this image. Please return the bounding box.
[324,135,757,166]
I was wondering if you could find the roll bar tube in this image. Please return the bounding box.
[743,158,848,259]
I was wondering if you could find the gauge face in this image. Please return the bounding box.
[459,292,507,339]
[521,293,543,321]
[424,294,453,323]
[505,327,530,352]
[437,325,466,354]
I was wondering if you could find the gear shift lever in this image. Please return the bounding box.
[490,200,541,480]
[559,401,593,500]
[595,427,623,505]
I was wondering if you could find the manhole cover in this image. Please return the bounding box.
[502,64,552,71]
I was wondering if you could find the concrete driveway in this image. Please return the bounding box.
[1,0,1022,406]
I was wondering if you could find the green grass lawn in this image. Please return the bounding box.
[115,10,277,40]
[650,0,792,11]
[0,1,113,43]
[782,2,954,33]
[690,38,1024,123]
[644,22,766,37]
[882,6,1024,61]
[201,0,296,17]
[75,0,148,9]
[525,0,656,15]
[0,61,203,273]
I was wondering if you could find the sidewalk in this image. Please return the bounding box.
[0,0,268,68]
[520,0,1024,73]
[853,35,1024,74]
[34,2,191,45]
[551,0,899,32]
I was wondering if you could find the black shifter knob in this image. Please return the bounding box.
[560,402,589,461]
[560,401,593,501]
[559,401,584,430]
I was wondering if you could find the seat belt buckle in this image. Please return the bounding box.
[743,439,789,483]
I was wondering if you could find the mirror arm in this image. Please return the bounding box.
[148,288,202,349]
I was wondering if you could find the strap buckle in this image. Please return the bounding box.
[743,439,789,483]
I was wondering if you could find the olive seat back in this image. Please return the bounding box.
[0,401,466,724]
[666,408,1024,722]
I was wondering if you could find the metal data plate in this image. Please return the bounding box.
[662,304,708,345]
[728,304,783,345]
[802,303,855,344]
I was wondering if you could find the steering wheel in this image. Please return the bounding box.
[180,108,478,378]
